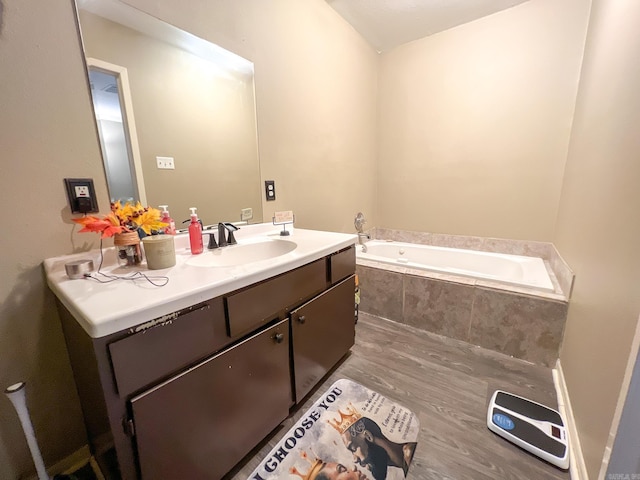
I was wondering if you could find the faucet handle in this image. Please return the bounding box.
[224,223,239,245]
[182,219,204,228]
[217,223,228,247]
[217,222,239,245]
[354,212,367,233]
[207,233,218,249]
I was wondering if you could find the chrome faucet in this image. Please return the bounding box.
[358,232,370,253]
[355,212,369,252]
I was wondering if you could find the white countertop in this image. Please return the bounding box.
[44,224,356,338]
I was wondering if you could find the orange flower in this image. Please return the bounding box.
[72,201,167,238]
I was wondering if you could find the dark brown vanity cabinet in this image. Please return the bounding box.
[130,320,290,480]
[58,245,355,480]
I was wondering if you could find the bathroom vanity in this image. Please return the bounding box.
[44,225,356,479]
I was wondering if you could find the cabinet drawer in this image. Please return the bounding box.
[109,298,228,398]
[130,319,291,480]
[329,245,355,284]
[226,259,326,337]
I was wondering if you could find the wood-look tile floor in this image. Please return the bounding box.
[227,313,571,480]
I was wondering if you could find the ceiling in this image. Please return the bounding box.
[326,0,531,52]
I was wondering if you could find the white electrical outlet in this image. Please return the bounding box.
[241,208,253,221]
[74,185,90,198]
[156,156,175,169]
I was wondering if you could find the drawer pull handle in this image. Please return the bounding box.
[298,315,306,324]
[274,333,285,343]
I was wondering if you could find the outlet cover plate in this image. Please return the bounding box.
[265,180,276,201]
[64,178,99,213]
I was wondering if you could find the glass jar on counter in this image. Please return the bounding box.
[113,231,143,267]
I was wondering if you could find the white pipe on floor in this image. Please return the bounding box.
[5,382,50,480]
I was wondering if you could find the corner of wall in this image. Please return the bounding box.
[554,359,589,480]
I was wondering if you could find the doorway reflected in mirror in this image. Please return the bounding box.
[75,0,263,224]
[88,63,144,204]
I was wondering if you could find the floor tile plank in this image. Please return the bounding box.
[227,313,570,480]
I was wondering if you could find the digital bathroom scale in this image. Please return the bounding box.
[487,390,569,469]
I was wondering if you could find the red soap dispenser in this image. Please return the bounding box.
[159,205,176,235]
[188,207,203,254]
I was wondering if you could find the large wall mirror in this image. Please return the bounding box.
[75,0,263,225]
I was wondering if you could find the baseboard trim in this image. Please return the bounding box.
[554,360,589,480]
[51,445,92,478]
[25,445,102,480]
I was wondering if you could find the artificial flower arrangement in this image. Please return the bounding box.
[73,201,168,267]
[72,201,167,238]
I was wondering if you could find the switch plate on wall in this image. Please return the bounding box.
[64,178,99,214]
[156,156,175,169]
[265,180,276,201]
[241,208,253,221]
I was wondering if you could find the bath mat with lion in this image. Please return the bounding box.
[248,378,420,480]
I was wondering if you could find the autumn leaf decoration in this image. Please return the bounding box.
[72,201,167,238]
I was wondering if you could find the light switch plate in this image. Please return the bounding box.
[241,208,253,221]
[156,156,175,169]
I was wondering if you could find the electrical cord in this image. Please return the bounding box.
[83,238,169,287]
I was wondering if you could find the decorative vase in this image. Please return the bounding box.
[114,231,143,267]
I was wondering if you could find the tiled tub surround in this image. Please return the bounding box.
[356,229,574,367]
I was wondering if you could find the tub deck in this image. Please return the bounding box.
[355,232,572,367]
[358,240,559,296]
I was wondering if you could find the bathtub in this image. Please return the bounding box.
[357,240,555,292]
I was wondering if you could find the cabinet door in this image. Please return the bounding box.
[130,320,291,480]
[291,275,356,402]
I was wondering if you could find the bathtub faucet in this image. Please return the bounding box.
[358,232,370,253]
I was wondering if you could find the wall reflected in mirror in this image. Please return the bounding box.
[76,0,263,225]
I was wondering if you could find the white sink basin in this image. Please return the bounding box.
[186,238,297,267]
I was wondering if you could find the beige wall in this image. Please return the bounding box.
[80,11,263,225]
[377,0,590,241]
[0,0,377,477]
[4,0,639,478]
[555,0,640,477]
[0,1,107,477]
[127,0,380,233]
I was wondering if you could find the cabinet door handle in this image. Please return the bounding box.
[298,315,306,324]
[274,333,285,343]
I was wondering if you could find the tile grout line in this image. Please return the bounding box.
[467,283,478,343]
